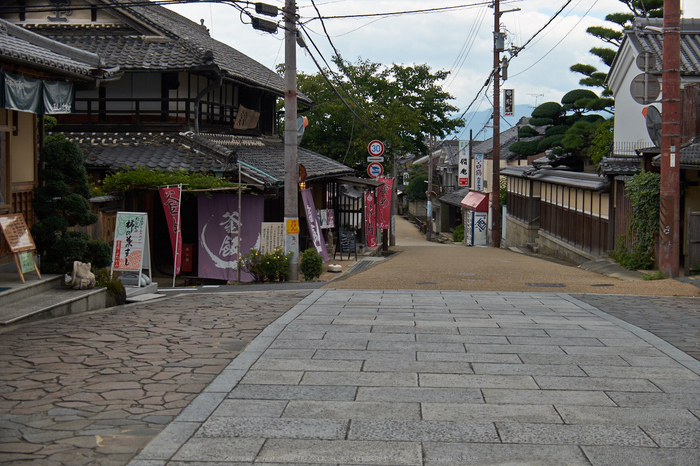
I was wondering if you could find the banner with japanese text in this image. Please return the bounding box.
[376,178,393,229]
[159,186,182,275]
[301,189,329,262]
[365,191,377,248]
[458,141,470,187]
[197,193,263,281]
[112,212,147,271]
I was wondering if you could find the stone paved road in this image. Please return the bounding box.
[0,291,310,465]
[574,294,700,361]
[129,289,700,466]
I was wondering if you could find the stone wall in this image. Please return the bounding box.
[504,215,539,249]
[537,230,600,265]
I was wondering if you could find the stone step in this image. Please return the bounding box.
[0,275,63,306]
[0,286,106,327]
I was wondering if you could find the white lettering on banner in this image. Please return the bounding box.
[475,153,484,191]
[458,141,470,187]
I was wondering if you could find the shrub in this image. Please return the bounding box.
[518,126,539,138]
[532,101,562,119]
[94,268,126,306]
[300,248,323,281]
[452,224,464,243]
[239,248,293,283]
[528,117,553,126]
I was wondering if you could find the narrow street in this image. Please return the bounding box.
[0,216,699,465]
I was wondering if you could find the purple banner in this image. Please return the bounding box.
[301,189,329,262]
[197,193,264,281]
[159,186,182,275]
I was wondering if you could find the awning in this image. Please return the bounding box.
[461,191,489,212]
[336,176,383,188]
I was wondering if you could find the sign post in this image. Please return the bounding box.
[0,213,40,282]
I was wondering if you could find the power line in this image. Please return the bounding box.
[302,1,517,22]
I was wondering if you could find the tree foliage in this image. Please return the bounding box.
[96,167,237,195]
[32,140,111,273]
[294,57,463,169]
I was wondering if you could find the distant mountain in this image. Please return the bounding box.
[452,104,533,141]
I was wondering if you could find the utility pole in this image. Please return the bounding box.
[283,0,299,280]
[659,0,681,277]
[426,137,434,241]
[491,0,501,248]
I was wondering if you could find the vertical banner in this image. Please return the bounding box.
[301,189,329,262]
[197,193,263,281]
[365,191,377,248]
[376,178,393,229]
[159,186,182,275]
[475,153,484,191]
[112,212,147,271]
[458,141,470,187]
[504,89,514,116]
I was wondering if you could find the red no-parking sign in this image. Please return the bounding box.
[367,162,384,178]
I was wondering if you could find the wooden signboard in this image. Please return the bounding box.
[334,230,357,261]
[0,213,41,282]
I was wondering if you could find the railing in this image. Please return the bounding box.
[56,97,238,131]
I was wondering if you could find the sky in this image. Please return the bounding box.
[167,0,700,139]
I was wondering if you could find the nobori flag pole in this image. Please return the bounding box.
[283,0,300,280]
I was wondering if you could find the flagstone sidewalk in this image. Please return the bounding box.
[129,289,700,465]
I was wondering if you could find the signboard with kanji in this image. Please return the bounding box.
[111,212,148,272]
[458,141,469,187]
[0,213,40,282]
[474,153,484,191]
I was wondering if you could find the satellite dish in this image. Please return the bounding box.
[644,106,662,147]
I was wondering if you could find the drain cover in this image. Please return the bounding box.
[417,281,438,285]
[526,283,565,287]
[457,273,476,276]
[591,284,614,287]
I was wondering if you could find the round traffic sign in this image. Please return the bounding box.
[368,140,385,157]
[367,162,384,178]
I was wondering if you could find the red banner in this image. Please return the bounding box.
[159,186,182,275]
[365,191,377,248]
[376,178,393,229]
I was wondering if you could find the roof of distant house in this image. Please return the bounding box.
[0,18,118,80]
[609,17,700,78]
[68,131,352,188]
[17,0,309,103]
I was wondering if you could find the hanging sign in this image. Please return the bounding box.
[365,191,377,248]
[159,186,182,275]
[474,153,484,191]
[458,141,470,187]
[376,178,393,229]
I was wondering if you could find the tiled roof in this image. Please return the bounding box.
[66,132,232,173]
[65,131,353,187]
[598,156,643,176]
[439,187,470,207]
[472,117,548,162]
[0,19,116,80]
[20,0,308,102]
[619,18,700,76]
[651,137,700,169]
[197,132,354,183]
[501,166,609,191]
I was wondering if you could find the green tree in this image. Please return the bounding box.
[295,57,463,168]
[31,140,111,273]
[570,0,662,96]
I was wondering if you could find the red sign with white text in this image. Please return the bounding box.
[159,187,182,275]
[376,178,393,229]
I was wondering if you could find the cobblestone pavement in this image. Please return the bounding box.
[0,290,310,465]
[573,294,700,361]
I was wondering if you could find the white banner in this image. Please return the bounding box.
[458,140,470,187]
[475,153,484,191]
